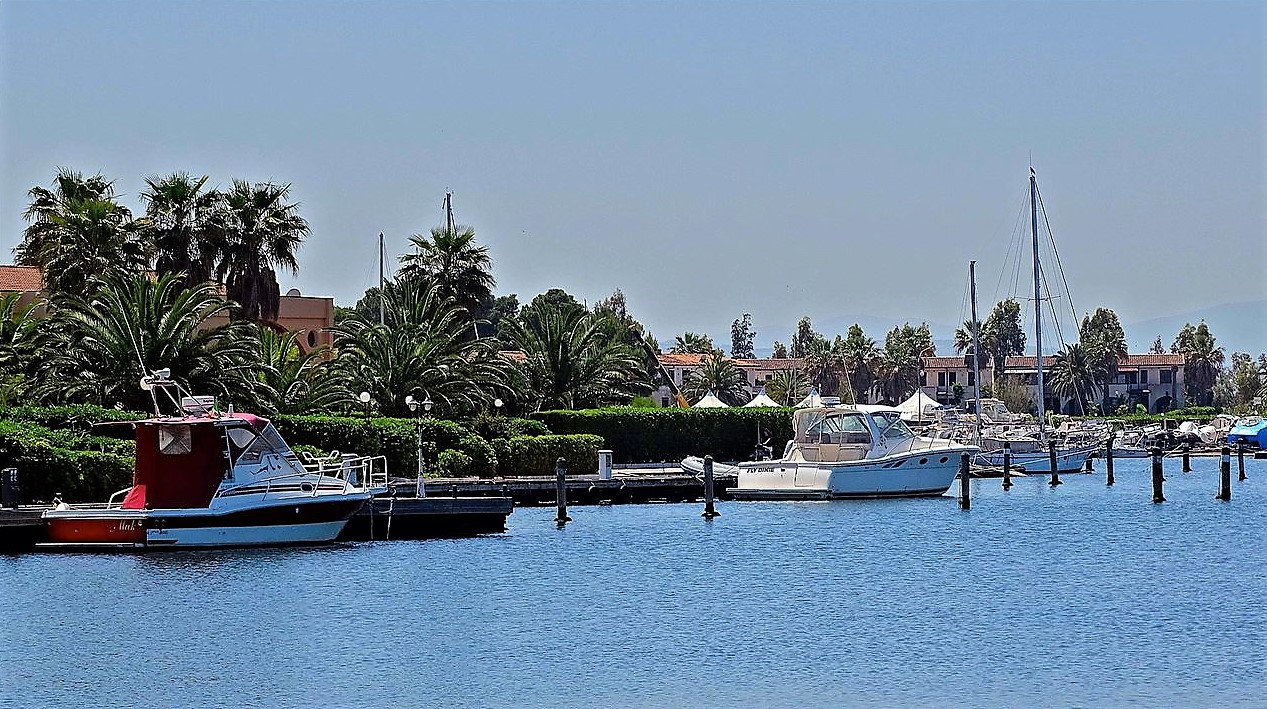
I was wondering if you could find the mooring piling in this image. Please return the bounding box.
[1048,441,1061,486]
[1151,447,1165,503]
[555,457,571,524]
[1217,446,1232,501]
[1182,444,1191,473]
[0,468,18,509]
[1105,436,1115,487]
[958,452,971,510]
[1085,455,1094,472]
[1237,443,1247,481]
[702,455,719,518]
[1002,442,1013,490]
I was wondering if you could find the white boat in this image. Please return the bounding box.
[692,407,977,500]
[41,373,386,550]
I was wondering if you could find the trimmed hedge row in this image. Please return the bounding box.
[493,434,604,476]
[0,420,134,503]
[534,407,795,464]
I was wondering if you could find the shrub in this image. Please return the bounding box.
[1,404,148,430]
[0,421,134,503]
[534,407,794,464]
[272,414,496,480]
[465,413,550,442]
[436,450,473,477]
[499,434,604,476]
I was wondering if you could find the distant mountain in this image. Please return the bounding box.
[1125,300,1267,356]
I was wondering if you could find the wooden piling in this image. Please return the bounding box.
[1150,447,1165,503]
[1085,455,1094,472]
[1002,442,1013,490]
[958,452,971,509]
[1217,446,1231,501]
[702,455,719,518]
[1048,441,1061,486]
[1182,444,1191,473]
[1237,443,1247,481]
[555,457,571,523]
[1105,436,1115,487]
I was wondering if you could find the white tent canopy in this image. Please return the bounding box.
[794,387,823,409]
[896,390,942,421]
[742,388,782,408]
[693,391,729,408]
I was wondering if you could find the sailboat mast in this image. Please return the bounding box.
[1030,167,1046,437]
[378,232,385,326]
[969,260,982,442]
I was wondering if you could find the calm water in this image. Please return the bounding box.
[2,458,1264,708]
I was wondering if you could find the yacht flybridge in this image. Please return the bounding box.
[41,371,386,550]
[687,407,976,500]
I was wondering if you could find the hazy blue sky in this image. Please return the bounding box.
[2,1,1263,351]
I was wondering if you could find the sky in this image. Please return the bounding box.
[1,1,1264,352]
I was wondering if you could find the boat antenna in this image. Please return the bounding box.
[1030,166,1047,440]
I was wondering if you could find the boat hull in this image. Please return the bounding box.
[41,497,366,550]
[974,447,1095,474]
[732,450,967,501]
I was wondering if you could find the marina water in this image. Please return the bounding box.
[3,458,1264,708]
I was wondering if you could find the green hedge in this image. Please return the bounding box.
[534,407,795,464]
[0,420,133,503]
[1,404,148,430]
[497,434,604,476]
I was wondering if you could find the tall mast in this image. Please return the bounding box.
[444,191,455,233]
[969,260,982,442]
[1030,167,1045,438]
[378,232,385,326]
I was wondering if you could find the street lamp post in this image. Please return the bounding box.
[494,398,504,416]
[405,394,433,498]
[358,391,372,421]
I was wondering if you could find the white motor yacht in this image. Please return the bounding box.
[689,407,977,500]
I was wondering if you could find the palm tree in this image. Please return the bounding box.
[16,168,116,267]
[683,351,750,405]
[0,293,45,404]
[841,325,880,403]
[218,180,307,323]
[36,273,258,411]
[669,332,714,354]
[333,278,514,417]
[502,300,647,411]
[253,326,350,415]
[141,172,226,289]
[765,368,808,406]
[1174,322,1224,406]
[397,225,495,336]
[804,338,849,402]
[1047,343,1106,415]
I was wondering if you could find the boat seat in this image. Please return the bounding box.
[800,444,871,463]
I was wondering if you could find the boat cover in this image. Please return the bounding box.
[122,419,228,509]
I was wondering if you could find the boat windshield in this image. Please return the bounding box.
[803,412,871,444]
[874,412,914,442]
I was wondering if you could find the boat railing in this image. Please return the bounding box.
[105,487,134,509]
[296,452,389,491]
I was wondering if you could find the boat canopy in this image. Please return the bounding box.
[122,418,229,510]
[792,407,873,444]
[1228,418,1267,448]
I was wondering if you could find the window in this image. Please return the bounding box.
[660,397,669,407]
[968,371,975,386]
[1125,372,1138,385]
[938,372,947,386]
[1160,369,1173,384]
[948,372,958,385]
[921,371,928,386]
[158,425,192,455]
[765,373,773,381]
[1139,369,1149,384]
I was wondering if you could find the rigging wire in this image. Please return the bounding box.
[1035,184,1080,331]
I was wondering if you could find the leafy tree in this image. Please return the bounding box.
[771,341,789,359]
[730,313,756,358]
[983,299,1026,374]
[252,326,350,415]
[398,225,495,337]
[766,368,808,406]
[1150,336,1165,354]
[789,316,822,359]
[486,294,521,340]
[1079,307,1128,411]
[141,172,225,290]
[670,332,715,354]
[502,299,648,411]
[994,374,1034,415]
[683,351,750,406]
[36,273,257,411]
[1172,321,1224,405]
[875,323,933,403]
[954,318,995,371]
[1047,342,1106,415]
[333,278,513,417]
[1213,352,1264,413]
[521,288,586,332]
[217,180,307,323]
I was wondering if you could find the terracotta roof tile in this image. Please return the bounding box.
[0,266,44,292]
[499,349,528,362]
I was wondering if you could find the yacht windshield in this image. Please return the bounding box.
[875,412,914,441]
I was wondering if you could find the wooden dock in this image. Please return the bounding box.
[340,495,514,541]
[418,467,738,506]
